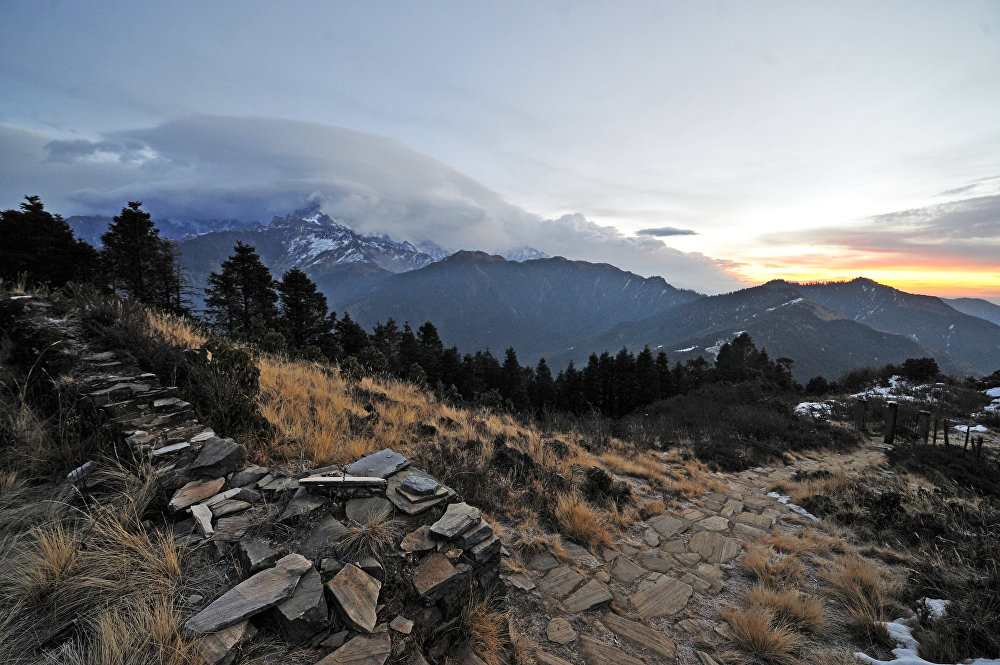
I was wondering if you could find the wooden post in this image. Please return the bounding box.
[943,419,949,446]
[932,417,938,445]
[885,401,898,446]
[855,398,868,432]
[917,411,930,444]
[964,425,971,451]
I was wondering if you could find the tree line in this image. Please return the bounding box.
[3,195,803,419]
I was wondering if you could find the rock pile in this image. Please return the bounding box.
[80,361,501,665]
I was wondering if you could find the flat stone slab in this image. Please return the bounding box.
[274,567,329,642]
[239,537,279,575]
[697,515,730,532]
[385,468,452,514]
[152,441,189,457]
[198,619,257,665]
[412,552,470,602]
[563,578,613,613]
[537,565,586,599]
[169,478,225,513]
[300,516,350,559]
[345,496,393,523]
[687,531,740,563]
[527,551,560,572]
[455,521,494,550]
[546,617,577,645]
[315,631,391,665]
[400,474,440,495]
[563,542,602,569]
[629,573,693,619]
[327,563,381,633]
[611,556,647,584]
[279,488,329,523]
[188,437,246,477]
[345,449,410,479]
[400,526,437,553]
[210,499,251,518]
[429,502,480,539]
[637,553,673,573]
[603,611,676,661]
[578,635,645,665]
[648,514,685,538]
[184,553,312,635]
[735,511,773,529]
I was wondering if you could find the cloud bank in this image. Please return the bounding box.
[762,194,1000,268]
[0,116,742,292]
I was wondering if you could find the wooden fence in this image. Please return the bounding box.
[854,398,987,458]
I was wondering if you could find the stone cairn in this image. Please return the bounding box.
[76,351,501,665]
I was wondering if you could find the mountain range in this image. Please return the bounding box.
[69,207,1000,382]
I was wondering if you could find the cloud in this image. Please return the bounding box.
[758,195,1000,267]
[0,116,744,292]
[636,226,697,237]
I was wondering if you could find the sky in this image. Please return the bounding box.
[1,1,998,299]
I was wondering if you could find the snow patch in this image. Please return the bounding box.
[795,402,831,417]
[954,424,988,434]
[854,616,1000,665]
[765,297,804,312]
[766,491,819,521]
[985,387,1000,398]
[674,346,697,353]
[920,598,949,619]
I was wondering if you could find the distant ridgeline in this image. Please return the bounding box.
[4,196,1000,418]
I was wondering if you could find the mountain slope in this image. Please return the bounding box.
[944,297,1000,327]
[344,251,702,359]
[771,278,1000,375]
[177,205,437,309]
[551,284,971,381]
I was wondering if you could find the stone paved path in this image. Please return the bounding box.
[509,447,886,664]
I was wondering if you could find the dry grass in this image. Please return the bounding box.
[461,597,509,665]
[661,458,722,498]
[554,493,612,548]
[762,528,850,557]
[741,544,805,588]
[745,585,826,634]
[599,452,669,486]
[721,604,803,665]
[338,506,403,560]
[821,553,896,647]
[639,499,667,519]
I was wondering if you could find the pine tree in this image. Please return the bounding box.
[0,195,98,287]
[276,268,330,350]
[204,242,278,337]
[101,201,182,310]
[529,358,556,411]
[501,347,530,411]
[334,312,370,357]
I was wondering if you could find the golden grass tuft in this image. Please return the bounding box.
[821,553,896,647]
[721,604,803,665]
[639,499,667,519]
[554,493,612,548]
[338,506,403,560]
[599,452,669,486]
[741,544,805,588]
[461,597,508,665]
[762,529,849,556]
[744,585,826,634]
[19,522,77,602]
